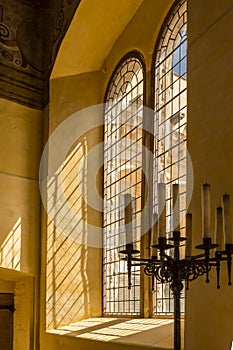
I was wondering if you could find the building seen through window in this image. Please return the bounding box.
[103,56,144,315]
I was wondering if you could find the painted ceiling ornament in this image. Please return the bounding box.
[0,5,10,41]
[0,0,81,109]
[17,12,54,73]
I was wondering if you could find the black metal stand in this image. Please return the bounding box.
[119,232,233,350]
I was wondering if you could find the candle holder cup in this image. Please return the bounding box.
[119,243,140,255]
[168,230,187,243]
[152,236,174,250]
[195,237,219,250]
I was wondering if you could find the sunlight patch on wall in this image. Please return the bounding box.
[46,140,90,329]
[0,218,21,270]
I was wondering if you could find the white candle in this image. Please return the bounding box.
[151,213,158,256]
[185,213,192,256]
[124,194,133,244]
[201,183,211,238]
[215,207,223,250]
[158,183,166,237]
[173,183,180,231]
[222,194,232,244]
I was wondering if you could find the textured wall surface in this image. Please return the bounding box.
[185,1,233,349]
[0,0,81,108]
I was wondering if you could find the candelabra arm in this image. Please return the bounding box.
[152,273,155,292]
[196,237,218,283]
[215,251,221,289]
[127,254,132,290]
[160,249,171,282]
[225,244,233,286]
[191,253,206,260]
[227,260,232,286]
[205,248,210,283]
[119,244,140,290]
[171,231,183,350]
[163,253,174,262]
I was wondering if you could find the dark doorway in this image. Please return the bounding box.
[0,294,14,350]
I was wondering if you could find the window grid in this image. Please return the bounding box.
[103,57,144,316]
[153,0,187,316]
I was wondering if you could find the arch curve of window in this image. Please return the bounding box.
[103,52,145,316]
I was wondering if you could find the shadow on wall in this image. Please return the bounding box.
[46,138,90,329]
[0,218,21,271]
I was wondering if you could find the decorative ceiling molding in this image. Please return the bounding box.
[0,0,81,109]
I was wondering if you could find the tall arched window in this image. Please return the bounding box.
[153,0,187,315]
[103,54,144,315]
[103,0,187,318]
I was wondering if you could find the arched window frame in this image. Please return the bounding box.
[103,51,146,316]
[102,0,187,318]
[151,0,187,316]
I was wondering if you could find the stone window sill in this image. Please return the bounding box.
[47,317,184,349]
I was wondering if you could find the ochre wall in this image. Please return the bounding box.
[0,98,45,350]
[101,0,173,90]
[185,1,233,349]
[0,99,43,274]
[40,70,104,347]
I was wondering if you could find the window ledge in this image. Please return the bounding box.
[47,317,184,349]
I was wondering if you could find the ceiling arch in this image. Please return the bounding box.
[51,0,144,79]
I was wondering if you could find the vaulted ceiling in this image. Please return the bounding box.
[0,0,144,109]
[51,0,144,78]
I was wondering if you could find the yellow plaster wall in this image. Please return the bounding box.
[101,0,174,91]
[0,98,46,350]
[0,277,14,293]
[13,277,36,350]
[185,1,233,349]
[40,70,104,343]
[0,98,44,275]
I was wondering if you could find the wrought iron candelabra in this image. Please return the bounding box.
[120,232,233,350]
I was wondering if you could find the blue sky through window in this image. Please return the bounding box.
[172,29,187,77]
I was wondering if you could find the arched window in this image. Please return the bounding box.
[103,54,144,315]
[103,0,187,318]
[153,0,187,315]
